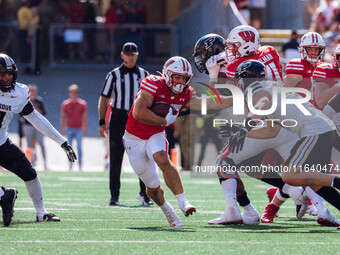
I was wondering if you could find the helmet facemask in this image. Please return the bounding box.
[299,32,326,63]
[193,34,226,74]
[0,54,17,92]
[162,56,193,94]
[300,46,325,63]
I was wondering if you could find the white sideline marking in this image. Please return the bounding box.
[1,227,331,234]
[58,177,218,185]
[1,240,339,244]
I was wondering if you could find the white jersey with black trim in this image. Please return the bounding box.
[0,82,30,146]
[244,81,335,138]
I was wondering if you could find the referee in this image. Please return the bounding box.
[98,42,153,206]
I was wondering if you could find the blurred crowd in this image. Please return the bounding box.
[0,0,148,63]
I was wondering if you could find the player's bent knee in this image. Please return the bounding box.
[153,151,171,169]
[14,161,38,182]
[145,178,161,189]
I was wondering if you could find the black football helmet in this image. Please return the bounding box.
[234,60,266,90]
[193,33,226,74]
[0,53,17,92]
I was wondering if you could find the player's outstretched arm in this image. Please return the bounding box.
[23,109,77,162]
[133,90,168,126]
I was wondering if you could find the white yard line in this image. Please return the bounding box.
[1,240,339,245]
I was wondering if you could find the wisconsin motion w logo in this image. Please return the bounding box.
[197,82,222,115]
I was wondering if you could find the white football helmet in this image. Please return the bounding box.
[334,44,340,72]
[162,56,193,94]
[299,32,326,63]
[226,25,260,61]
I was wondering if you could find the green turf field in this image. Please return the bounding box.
[0,171,339,255]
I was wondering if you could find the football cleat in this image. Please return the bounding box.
[261,203,279,223]
[317,208,340,227]
[306,199,317,216]
[108,197,120,206]
[208,214,229,225]
[36,213,60,222]
[266,187,279,217]
[242,207,260,225]
[179,201,196,217]
[137,193,154,206]
[164,209,182,227]
[0,188,18,227]
[209,200,243,225]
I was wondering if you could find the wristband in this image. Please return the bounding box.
[99,119,106,126]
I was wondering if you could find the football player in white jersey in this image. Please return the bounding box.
[194,32,309,225]
[227,60,340,226]
[0,53,76,222]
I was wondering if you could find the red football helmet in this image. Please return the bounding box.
[334,44,340,72]
[299,32,326,63]
[162,56,193,94]
[226,25,260,61]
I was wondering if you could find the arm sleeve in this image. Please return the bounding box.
[23,110,67,145]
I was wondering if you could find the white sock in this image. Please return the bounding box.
[282,183,303,201]
[25,177,48,216]
[305,187,325,213]
[160,200,174,213]
[0,187,4,199]
[221,178,237,201]
[275,188,288,202]
[242,203,256,212]
[175,192,187,207]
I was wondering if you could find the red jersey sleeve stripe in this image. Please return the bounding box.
[141,84,157,93]
[142,81,158,90]
[286,64,304,68]
[286,67,303,71]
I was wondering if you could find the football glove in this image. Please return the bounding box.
[228,127,248,153]
[218,123,240,138]
[205,55,220,79]
[165,108,179,126]
[61,141,77,162]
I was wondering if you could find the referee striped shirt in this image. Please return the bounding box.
[101,65,149,111]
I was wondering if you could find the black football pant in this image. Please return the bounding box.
[0,139,37,181]
[108,108,146,199]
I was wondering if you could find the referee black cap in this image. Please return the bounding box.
[122,42,138,55]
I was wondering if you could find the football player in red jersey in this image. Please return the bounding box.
[263,32,327,220]
[225,25,283,82]
[229,60,340,227]
[313,44,340,110]
[205,25,307,224]
[123,56,234,227]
